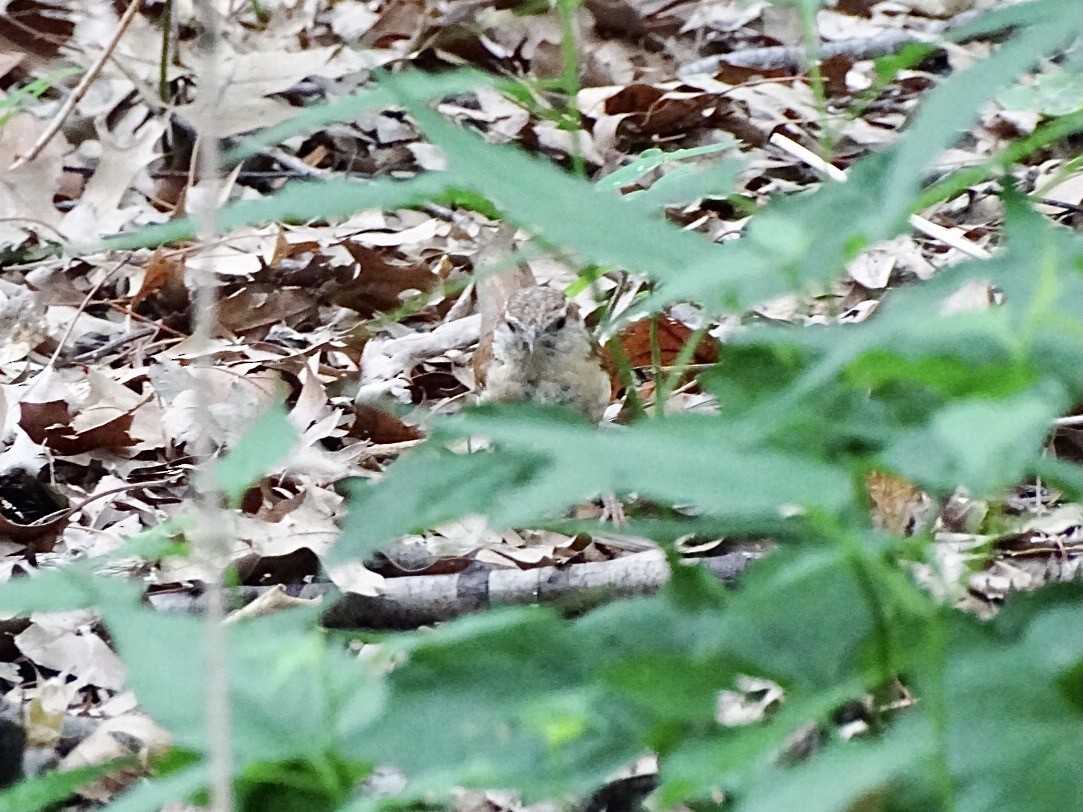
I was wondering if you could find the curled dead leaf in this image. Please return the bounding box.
[20,399,135,455]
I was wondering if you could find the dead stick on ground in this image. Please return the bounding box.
[678,10,986,78]
[148,546,771,630]
[10,0,144,169]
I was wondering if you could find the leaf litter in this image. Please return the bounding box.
[0,0,1080,798]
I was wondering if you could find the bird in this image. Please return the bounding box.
[476,283,639,529]
[482,285,612,424]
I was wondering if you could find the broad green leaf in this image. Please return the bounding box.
[334,406,852,560]
[945,586,1083,812]
[649,2,1081,312]
[998,59,1083,116]
[843,352,1037,400]
[0,567,141,615]
[343,606,645,796]
[880,1,1082,225]
[335,444,539,562]
[716,194,1083,453]
[211,400,299,506]
[346,542,897,799]
[734,715,932,812]
[696,543,899,690]
[883,389,1065,495]
[387,74,724,283]
[98,603,385,763]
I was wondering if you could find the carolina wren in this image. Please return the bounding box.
[482,285,612,423]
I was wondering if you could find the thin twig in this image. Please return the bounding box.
[1036,198,1083,215]
[67,325,156,363]
[768,133,992,260]
[43,262,125,370]
[105,302,190,338]
[26,477,182,528]
[9,0,144,169]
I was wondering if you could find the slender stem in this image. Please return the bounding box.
[797,3,835,155]
[648,316,662,416]
[555,0,586,178]
[655,322,710,415]
[190,2,234,810]
[605,337,647,421]
[925,613,957,811]
[158,0,173,104]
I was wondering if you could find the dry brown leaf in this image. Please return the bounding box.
[217,286,317,336]
[612,315,721,370]
[333,241,442,314]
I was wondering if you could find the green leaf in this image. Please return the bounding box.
[0,761,128,812]
[628,159,741,211]
[0,567,142,615]
[706,545,888,690]
[998,59,1083,116]
[101,764,207,812]
[335,406,853,560]
[844,351,1037,400]
[95,173,453,251]
[386,73,723,284]
[945,586,1083,812]
[883,389,1065,495]
[880,1,1082,224]
[98,603,385,764]
[221,69,498,165]
[336,444,539,561]
[598,140,738,190]
[733,715,932,812]
[211,400,299,506]
[344,607,644,797]
[716,195,1083,454]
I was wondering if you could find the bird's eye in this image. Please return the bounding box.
[551,315,566,330]
[506,321,519,333]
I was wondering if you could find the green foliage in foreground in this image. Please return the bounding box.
[4,0,1083,810]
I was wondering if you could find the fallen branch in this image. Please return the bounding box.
[678,10,985,79]
[148,546,770,629]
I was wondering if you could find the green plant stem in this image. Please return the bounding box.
[913,110,1083,212]
[249,0,270,24]
[606,337,647,421]
[655,322,711,417]
[554,0,586,178]
[925,613,958,812]
[648,316,662,416]
[846,44,937,123]
[838,529,896,683]
[797,3,836,155]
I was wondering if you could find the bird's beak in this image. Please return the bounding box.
[522,326,537,353]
